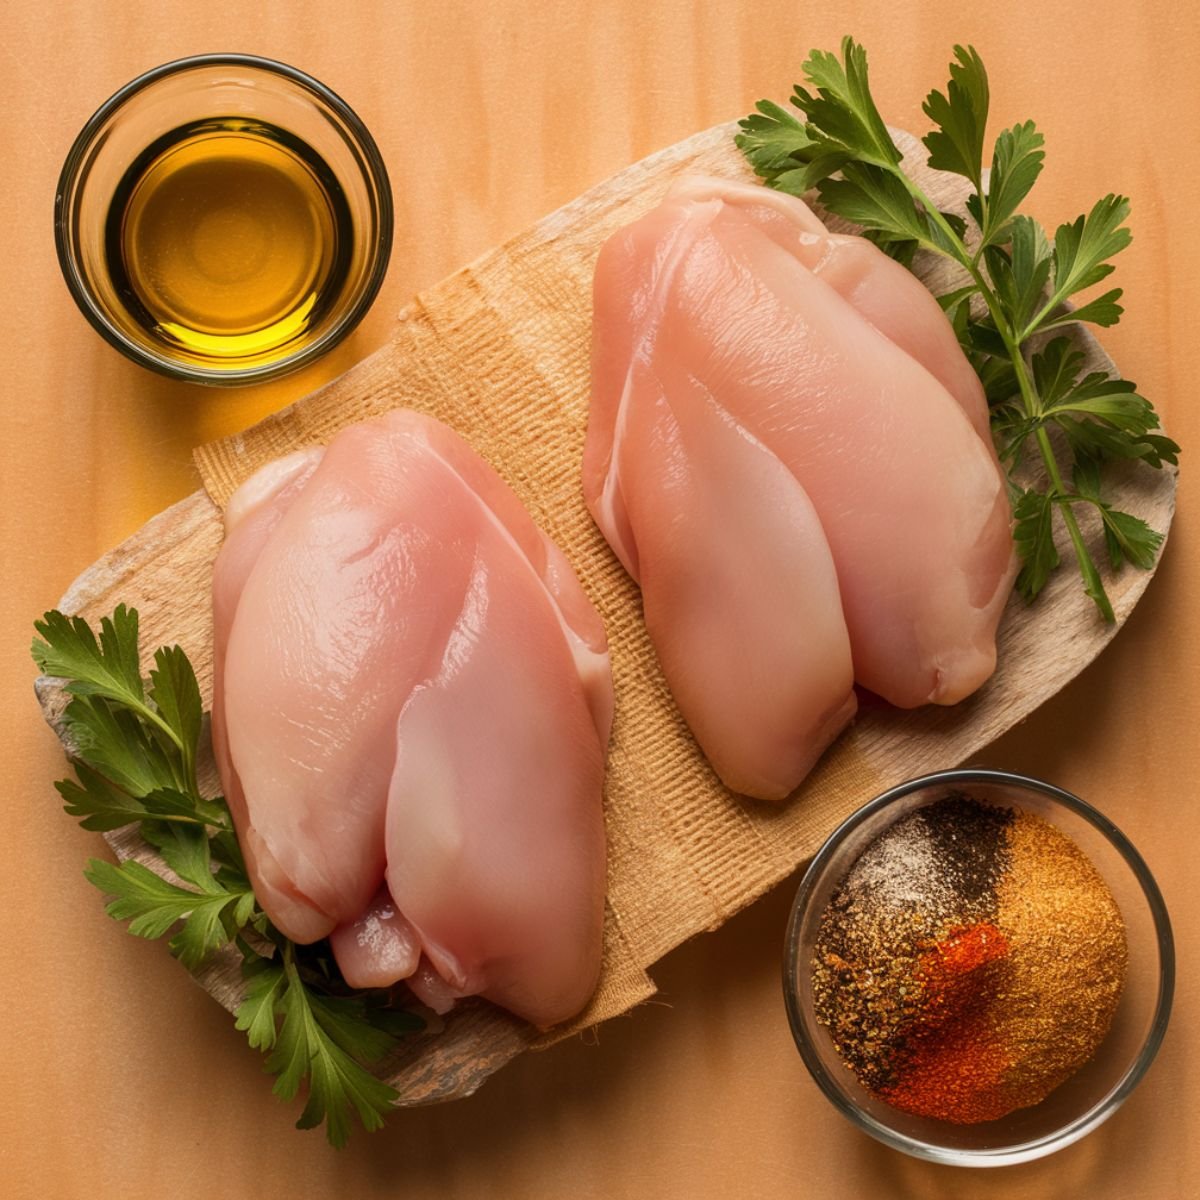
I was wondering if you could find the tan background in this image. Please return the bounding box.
[2,1,1196,1196]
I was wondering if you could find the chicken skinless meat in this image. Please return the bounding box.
[584,176,1015,800]
[212,411,612,1028]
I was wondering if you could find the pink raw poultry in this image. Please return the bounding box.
[212,411,612,1028]
[584,176,1014,800]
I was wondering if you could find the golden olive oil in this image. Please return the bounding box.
[105,117,353,368]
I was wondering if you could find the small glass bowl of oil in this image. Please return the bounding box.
[55,54,393,385]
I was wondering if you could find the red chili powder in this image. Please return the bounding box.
[879,921,1014,1123]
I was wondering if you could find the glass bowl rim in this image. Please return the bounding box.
[782,767,1175,1167]
[53,52,394,386]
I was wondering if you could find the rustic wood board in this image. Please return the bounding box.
[35,122,1176,1107]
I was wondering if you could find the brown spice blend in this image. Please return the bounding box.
[812,797,1128,1124]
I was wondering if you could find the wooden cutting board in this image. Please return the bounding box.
[34,121,1177,1107]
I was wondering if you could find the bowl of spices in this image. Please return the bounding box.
[784,769,1173,1166]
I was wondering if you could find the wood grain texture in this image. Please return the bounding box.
[35,122,1176,1107]
[7,4,1200,1198]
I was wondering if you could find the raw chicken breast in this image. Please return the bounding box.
[211,447,332,944]
[213,411,612,1027]
[586,175,1014,739]
[663,176,992,440]
[605,352,856,800]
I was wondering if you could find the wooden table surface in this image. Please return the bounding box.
[3,2,1196,1196]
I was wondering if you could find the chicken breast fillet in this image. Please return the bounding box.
[213,411,612,1027]
[585,176,1014,784]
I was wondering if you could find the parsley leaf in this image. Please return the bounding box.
[794,38,903,169]
[1071,459,1164,570]
[1023,195,1132,338]
[1049,195,1132,301]
[817,164,946,252]
[35,608,423,1146]
[84,855,249,969]
[978,121,1045,247]
[1042,366,1179,468]
[734,100,816,179]
[148,646,203,794]
[922,44,989,193]
[990,402,1037,470]
[1013,489,1060,602]
[53,746,229,833]
[1098,507,1164,571]
[267,953,401,1149]
[1044,375,1159,433]
[55,763,170,832]
[1040,288,1125,331]
[235,959,287,1051]
[61,696,182,796]
[1031,336,1086,405]
[140,820,222,891]
[983,215,1052,336]
[32,605,145,707]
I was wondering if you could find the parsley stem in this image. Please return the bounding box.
[122,697,187,757]
[127,698,201,799]
[891,170,1015,341]
[896,175,974,270]
[146,811,220,827]
[1024,286,1078,343]
[1013,350,1115,623]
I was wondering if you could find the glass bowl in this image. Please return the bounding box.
[783,768,1173,1167]
[54,53,393,385]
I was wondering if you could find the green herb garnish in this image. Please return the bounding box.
[32,605,422,1147]
[737,39,1178,620]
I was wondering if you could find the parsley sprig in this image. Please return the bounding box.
[32,605,422,1146]
[737,39,1178,620]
